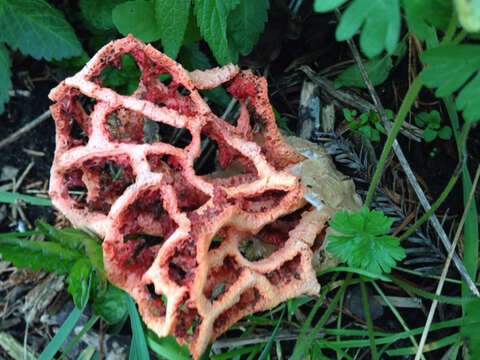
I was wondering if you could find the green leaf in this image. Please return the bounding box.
[314,0,349,12]
[147,331,190,360]
[113,0,162,42]
[38,306,84,360]
[334,55,393,88]
[0,43,11,113]
[193,0,240,65]
[460,297,480,359]
[421,45,480,123]
[335,0,401,58]
[423,127,437,142]
[258,307,285,360]
[0,190,52,206]
[0,0,82,60]
[79,0,124,32]
[154,0,190,59]
[455,0,480,32]
[92,282,128,323]
[227,0,268,56]
[327,207,405,275]
[67,258,93,309]
[183,7,202,45]
[437,126,452,140]
[402,0,452,41]
[0,236,84,274]
[127,294,150,360]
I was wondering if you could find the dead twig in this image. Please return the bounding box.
[0,109,51,150]
[414,165,480,359]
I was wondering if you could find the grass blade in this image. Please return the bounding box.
[0,191,52,206]
[127,295,150,360]
[38,307,84,360]
[258,307,285,360]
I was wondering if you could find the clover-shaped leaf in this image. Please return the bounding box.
[327,207,405,275]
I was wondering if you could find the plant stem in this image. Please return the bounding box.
[399,123,471,241]
[360,277,378,360]
[440,15,457,45]
[364,75,423,207]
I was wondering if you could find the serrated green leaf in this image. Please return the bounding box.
[79,0,124,32]
[421,45,480,123]
[113,0,162,42]
[455,0,480,32]
[402,0,451,41]
[227,0,268,56]
[327,207,405,275]
[0,0,82,60]
[0,236,84,274]
[179,42,231,107]
[193,0,240,65]
[183,7,202,45]
[334,55,393,88]
[314,0,349,12]
[0,43,12,114]
[92,282,128,323]
[335,0,401,58]
[67,258,93,309]
[154,0,190,59]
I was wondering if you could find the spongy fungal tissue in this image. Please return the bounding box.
[49,35,360,359]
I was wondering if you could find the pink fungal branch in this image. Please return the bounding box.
[49,35,329,359]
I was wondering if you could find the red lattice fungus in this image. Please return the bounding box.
[49,36,328,358]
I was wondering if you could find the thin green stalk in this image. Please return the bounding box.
[399,123,471,240]
[360,277,378,360]
[440,15,458,45]
[452,29,467,44]
[364,75,423,207]
[371,281,424,360]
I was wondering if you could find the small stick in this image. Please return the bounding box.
[414,165,480,360]
[0,109,51,150]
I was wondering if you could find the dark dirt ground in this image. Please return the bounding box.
[1,1,479,359]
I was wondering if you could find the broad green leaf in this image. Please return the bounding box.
[460,297,480,358]
[0,236,83,274]
[0,0,82,60]
[147,331,190,360]
[179,42,231,107]
[79,0,124,32]
[154,0,190,59]
[67,258,93,309]
[193,0,240,65]
[455,0,480,32]
[0,43,12,113]
[314,0,349,12]
[334,55,393,88]
[183,7,202,45]
[402,0,451,41]
[113,0,162,42]
[335,0,401,58]
[327,207,404,275]
[92,282,128,323]
[421,45,480,123]
[227,0,269,56]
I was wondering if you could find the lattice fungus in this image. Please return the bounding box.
[49,35,360,358]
